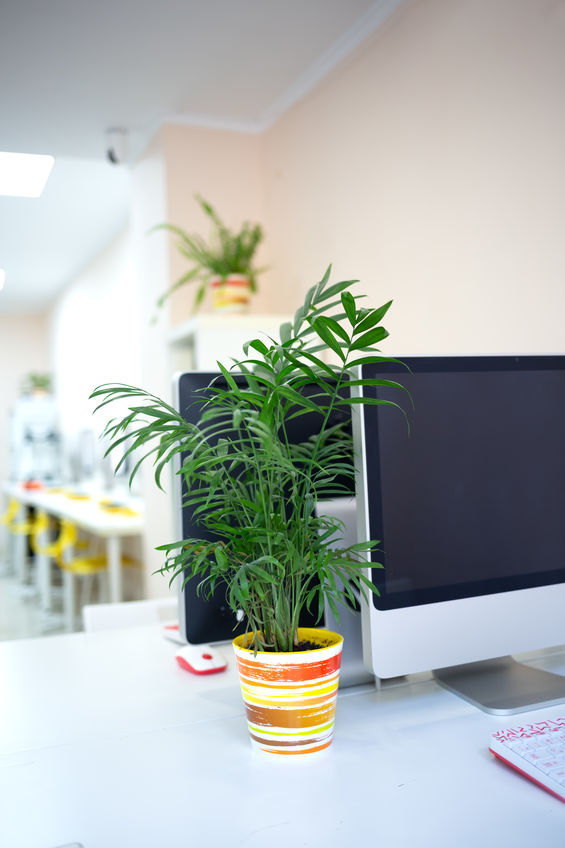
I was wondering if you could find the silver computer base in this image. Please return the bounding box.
[433,655,565,715]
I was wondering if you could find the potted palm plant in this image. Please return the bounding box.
[91,268,405,755]
[154,194,265,314]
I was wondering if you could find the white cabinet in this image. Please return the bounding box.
[168,313,290,372]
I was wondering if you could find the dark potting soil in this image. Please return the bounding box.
[294,640,330,651]
[242,637,335,652]
[256,639,331,652]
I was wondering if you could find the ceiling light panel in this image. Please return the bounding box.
[0,152,54,198]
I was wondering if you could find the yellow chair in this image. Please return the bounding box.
[0,498,20,527]
[30,510,60,557]
[1,499,37,584]
[55,520,108,575]
[2,498,34,535]
[54,519,140,629]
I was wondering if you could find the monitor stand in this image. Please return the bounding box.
[433,656,565,715]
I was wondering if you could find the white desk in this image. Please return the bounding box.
[0,627,563,848]
[3,483,143,608]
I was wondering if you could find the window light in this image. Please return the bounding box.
[0,152,54,198]
[0,268,5,290]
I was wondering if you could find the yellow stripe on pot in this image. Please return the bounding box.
[240,680,339,701]
[237,670,340,691]
[248,720,335,738]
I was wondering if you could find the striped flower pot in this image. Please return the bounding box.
[232,627,343,756]
[210,274,251,312]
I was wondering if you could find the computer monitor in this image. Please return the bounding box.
[173,370,369,686]
[353,354,565,714]
[173,372,248,646]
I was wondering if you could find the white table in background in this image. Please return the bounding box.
[0,626,564,848]
[2,483,144,609]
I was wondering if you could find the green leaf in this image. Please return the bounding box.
[293,305,305,336]
[253,364,276,384]
[341,291,357,325]
[245,338,269,356]
[347,355,404,369]
[313,265,332,300]
[216,361,241,394]
[214,546,228,569]
[312,318,346,362]
[316,278,357,304]
[316,315,350,344]
[351,326,389,350]
[354,300,392,336]
[279,321,292,344]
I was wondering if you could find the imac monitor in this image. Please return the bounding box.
[174,371,365,675]
[354,355,565,713]
[173,372,247,646]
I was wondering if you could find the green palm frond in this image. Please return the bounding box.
[91,267,408,652]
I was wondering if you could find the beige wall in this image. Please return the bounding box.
[48,227,141,445]
[129,128,176,598]
[0,314,50,493]
[262,0,565,354]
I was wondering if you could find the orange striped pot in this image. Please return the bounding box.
[232,627,343,756]
[210,273,251,312]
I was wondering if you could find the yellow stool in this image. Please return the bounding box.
[55,520,107,574]
[0,498,21,577]
[0,498,20,527]
[31,510,75,609]
[2,498,35,583]
[31,510,59,558]
[4,498,35,536]
[55,519,140,630]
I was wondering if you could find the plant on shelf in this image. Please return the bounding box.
[153,194,265,315]
[22,372,52,394]
[91,267,406,754]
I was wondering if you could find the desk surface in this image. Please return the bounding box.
[1,627,563,848]
[3,483,144,536]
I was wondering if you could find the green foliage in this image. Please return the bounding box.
[22,372,52,394]
[91,268,407,652]
[152,195,265,313]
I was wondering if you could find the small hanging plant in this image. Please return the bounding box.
[153,194,265,313]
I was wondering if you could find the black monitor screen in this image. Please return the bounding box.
[176,371,353,644]
[361,356,565,610]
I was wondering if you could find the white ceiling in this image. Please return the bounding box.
[0,0,402,314]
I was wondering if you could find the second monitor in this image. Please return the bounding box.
[173,371,362,665]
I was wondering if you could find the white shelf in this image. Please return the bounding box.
[167,313,290,371]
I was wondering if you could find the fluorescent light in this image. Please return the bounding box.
[0,268,5,290]
[0,152,54,198]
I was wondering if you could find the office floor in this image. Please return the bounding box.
[0,565,66,642]
[0,544,142,641]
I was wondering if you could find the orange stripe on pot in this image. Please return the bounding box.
[211,279,250,288]
[269,740,333,756]
[234,652,341,683]
[244,702,336,730]
[251,736,334,755]
[248,732,330,748]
